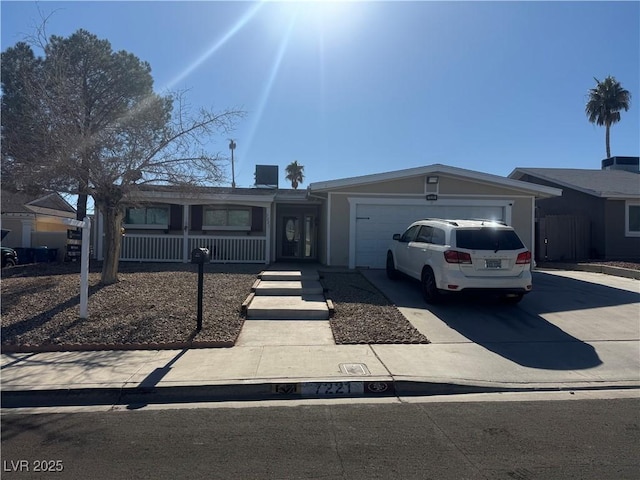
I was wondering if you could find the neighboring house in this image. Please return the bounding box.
[1,190,77,262]
[509,157,640,262]
[94,164,561,268]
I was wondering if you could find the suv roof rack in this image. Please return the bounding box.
[468,218,508,226]
[420,218,459,226]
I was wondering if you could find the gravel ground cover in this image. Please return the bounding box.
[1,262,427,350]
[1,262,261,350]
[321,271,429,344]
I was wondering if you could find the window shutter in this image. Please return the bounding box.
[191,205,203,230]
[169,204,182,231]
[251,207,264,232]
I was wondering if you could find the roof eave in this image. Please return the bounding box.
[125,190,277,205]
[510,168,616,198]
[311,164,562,197]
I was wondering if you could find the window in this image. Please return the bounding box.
[416,226,433,244]
[204,207,251,230]
[431,228,446,246]
[400,225,420,243]
[626,201,640,237]
[456,229,524,250]
[124,206,169,227]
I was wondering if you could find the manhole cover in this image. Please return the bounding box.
[339,363,371,376]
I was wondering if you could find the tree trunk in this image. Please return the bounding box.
[76,192,88,222]
[101,204,124,284]
[605,123,611,159]
[76,155,90,221]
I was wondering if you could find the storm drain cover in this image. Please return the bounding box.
[339,363,371,376]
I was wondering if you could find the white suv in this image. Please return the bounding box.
[386,219,532,304]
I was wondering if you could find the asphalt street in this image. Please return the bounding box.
[2,397,638,480]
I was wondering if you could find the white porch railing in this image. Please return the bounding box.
[188,235,266,263]
[120,234,267,263]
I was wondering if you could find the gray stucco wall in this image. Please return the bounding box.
[328,193,351,266]
[518,174,606,259]
[605,201,640,260]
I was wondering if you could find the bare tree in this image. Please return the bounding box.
[2,29,244,284]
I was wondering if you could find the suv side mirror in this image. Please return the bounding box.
[392,234,401,241]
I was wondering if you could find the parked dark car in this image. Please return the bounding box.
[1,229,18,268]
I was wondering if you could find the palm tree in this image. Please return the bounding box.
[585,76,631,159]
[285,160,305,189]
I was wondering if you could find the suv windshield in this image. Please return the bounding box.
[456,228,524,251]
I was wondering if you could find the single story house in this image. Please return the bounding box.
[1,190,77,262]
[93,164,562,268]
[509,157,640,261]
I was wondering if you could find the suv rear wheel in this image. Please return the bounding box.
[421,267,441,304]
[386,252,398,280]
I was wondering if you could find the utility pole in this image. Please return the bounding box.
[229,139,236,189]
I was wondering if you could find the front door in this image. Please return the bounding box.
[278,210,317,261]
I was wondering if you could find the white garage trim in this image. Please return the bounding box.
[347,197,514,269]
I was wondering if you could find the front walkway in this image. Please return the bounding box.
[237,264,335,346]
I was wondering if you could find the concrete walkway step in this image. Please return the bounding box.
[236,320,335,346]
[254,280,324,296]
[260,271,320,282]
[247,295,329,320]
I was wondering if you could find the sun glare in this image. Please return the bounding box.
[268,0,362,42]
[300,0,359,36]
[163,1,266,91]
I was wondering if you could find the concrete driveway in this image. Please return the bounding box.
[361,268,640,380]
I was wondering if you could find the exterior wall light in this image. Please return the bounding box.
[427,176,439,184]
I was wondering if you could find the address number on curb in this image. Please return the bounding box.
[301,382,364,396]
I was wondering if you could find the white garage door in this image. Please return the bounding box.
[355,203,506,268]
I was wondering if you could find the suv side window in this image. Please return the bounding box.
[431,227,446,246]
[400,225,420,243]
[415,226,433,244]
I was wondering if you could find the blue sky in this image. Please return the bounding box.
[2,1,639,190]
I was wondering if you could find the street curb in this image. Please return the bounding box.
[3,380,638,409]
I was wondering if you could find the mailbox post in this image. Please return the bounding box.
[191,247,210,331]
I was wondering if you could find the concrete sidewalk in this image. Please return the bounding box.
[2,268,639,408]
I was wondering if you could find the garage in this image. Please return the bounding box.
[309,164,562,268]
[354,201,507,268]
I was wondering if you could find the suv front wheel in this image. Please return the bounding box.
[421,267,441,304]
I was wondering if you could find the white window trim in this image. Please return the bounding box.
[625,200,640,237]
[123,224,169,230]
[202,225,251,231]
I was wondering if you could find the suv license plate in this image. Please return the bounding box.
[485,259,502,269]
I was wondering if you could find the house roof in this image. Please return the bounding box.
[309,163,562,198]
[128,184,308,205]
[509,168,640,199]
[1,190,76,215]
